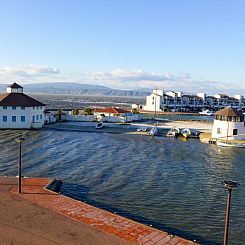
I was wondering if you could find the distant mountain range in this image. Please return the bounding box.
[0,82,151,96]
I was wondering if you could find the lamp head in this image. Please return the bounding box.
[223,180,240,190]
[15,137,25,143]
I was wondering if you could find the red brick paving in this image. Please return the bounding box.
[10,178,199,245]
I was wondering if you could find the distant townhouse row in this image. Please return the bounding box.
[139,89,245,112]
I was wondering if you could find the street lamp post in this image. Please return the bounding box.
[223,180,239,245]
[16,137,25,194]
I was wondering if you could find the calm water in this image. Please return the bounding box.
[0,129,244,244]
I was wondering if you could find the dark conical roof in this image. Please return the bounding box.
[0,93,45,107]
[7,82,23,89]
[215,106,243,117]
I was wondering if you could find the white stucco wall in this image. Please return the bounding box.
[44,115,57,124]
[212,119,245,140]
[0,106,45,129]
[143,94,163,111]
[63,115,95,122]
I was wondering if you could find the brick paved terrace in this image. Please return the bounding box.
[1,176,199,245]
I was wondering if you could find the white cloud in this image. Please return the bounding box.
[0,65,60,83]
[0,65,244,95]
[81,69,192,90]
[80,69,245,95]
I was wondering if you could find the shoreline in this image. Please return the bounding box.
[44,120,212,134]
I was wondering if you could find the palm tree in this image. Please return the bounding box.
[56,109,64,121]
[84,108,93,115]
[72,109,79,115]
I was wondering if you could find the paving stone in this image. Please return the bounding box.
[10,177,199,245]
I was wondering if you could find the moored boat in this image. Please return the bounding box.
[199,109,214,116]
[166,126,180,137]
[137,127,147,132]
[149,126,159,136]
[181,128,191,138]
[216,141,245,148]
[190,130,200,138]
[95,122,104,129]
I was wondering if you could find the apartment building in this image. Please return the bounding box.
[143,89,245,112]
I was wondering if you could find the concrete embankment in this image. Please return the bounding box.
[0,176,199,245]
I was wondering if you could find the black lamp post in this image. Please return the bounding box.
[16,137,25,194]
[223,180,239,245]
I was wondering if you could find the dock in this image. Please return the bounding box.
[199,132,245,145]
[0,176,199,245]
[199,132,213,143]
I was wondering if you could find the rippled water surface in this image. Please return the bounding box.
[0,129,244,244]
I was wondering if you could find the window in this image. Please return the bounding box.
[233,129,238,135]
[217,128,221,134]
[21,116,25,123]
[36,115,39,120]
[21,106,25,110]
[32,116,35,122]
[3,106,7,110]
[33,106,35,109]
[12,106,16,110]
[12,116,16,122]
[40,114,42,120]
[40,106,42,109]
[3,116,7,122]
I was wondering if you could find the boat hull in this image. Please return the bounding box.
[216,141,245,148]
[95,122,104,129]
[166,127,180,137]
[199,109,214,116]
[149,127,159,136]
[181,128,191,138]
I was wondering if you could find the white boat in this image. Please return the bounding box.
[95,122,104,129]
[216,141,245,148]
[181,128,191,138]
[166,126,180,137]
[149,126,159,136]
[137,127,147,132]
[199,109,214,116]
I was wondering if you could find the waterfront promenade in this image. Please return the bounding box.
[0,177,198,245]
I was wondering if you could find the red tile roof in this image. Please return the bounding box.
[0,92,45,107]
[94,107,129,114]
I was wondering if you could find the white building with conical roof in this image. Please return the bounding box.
[0,83,45,129]
[211,106,245,140]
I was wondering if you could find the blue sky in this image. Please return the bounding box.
[0,0,245,94]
